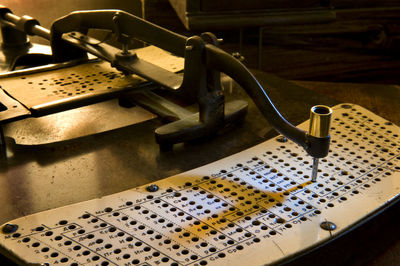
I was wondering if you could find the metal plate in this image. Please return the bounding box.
[0,103,399,265]
[0,46,184,109]
[2,99,156,145]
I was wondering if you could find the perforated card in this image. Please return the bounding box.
[1,103,399,266]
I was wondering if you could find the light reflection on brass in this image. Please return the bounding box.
[309,105,332,138]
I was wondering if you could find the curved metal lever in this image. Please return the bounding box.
[204,45,331,158]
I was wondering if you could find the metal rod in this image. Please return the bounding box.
[311,157,319,182]
[31,25,50,40]
[3,12,19,24]
[308,105,332,182]
[3,12,50,40]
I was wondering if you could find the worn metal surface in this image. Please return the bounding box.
[1,60,142,107]
[0,72,334,265]
[0,70,399,265]
[2,99,156,145]
[0,72,335,224]
[1,103,399,266]
[0,46,184,119]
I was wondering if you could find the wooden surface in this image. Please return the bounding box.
[295,81,400,126]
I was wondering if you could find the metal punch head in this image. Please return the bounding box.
[309,105,333,138]
[309,105,333,182]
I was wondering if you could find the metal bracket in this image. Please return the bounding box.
[60,24,248,149]
[120,34,248,150]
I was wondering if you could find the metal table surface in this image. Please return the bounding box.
[0,70,399,265]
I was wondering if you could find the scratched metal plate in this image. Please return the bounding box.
[0,103,399,265]
[0,45,183,144]
[0,46,184,109]
[2,99,156,145]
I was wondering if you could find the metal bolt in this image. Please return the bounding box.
[276,136,288,143]
[320,221,336,231]
[146,184,159,192]
[2,223,18,234]
[232,52,244,62]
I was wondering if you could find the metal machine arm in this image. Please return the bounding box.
[48,9,331,158]
[0,7,331,169]
[204,44,331,159]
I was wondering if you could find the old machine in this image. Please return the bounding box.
[0,4,399,266]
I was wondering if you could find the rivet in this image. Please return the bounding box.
[276,136,288,143]
[146,184,159,192]
[2,223,18,234]
[320,221,336,231]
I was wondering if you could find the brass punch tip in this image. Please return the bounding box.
[309,105,333,182]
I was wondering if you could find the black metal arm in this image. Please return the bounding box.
[204,45,308,147]
[204,44,330,158]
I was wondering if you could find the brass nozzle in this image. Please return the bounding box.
[309,105,332,138]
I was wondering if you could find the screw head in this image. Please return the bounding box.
[276,136,288,143]
[146,184,159,192]
[320,221,336,231]
[2,223,18,234]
